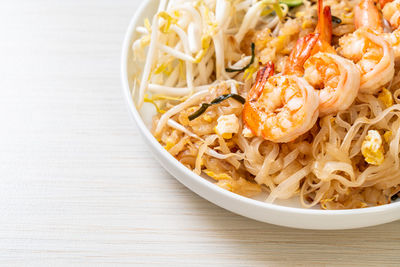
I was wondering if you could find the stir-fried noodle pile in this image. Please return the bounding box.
[131,0,400,209]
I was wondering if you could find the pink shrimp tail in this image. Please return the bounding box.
[354,0,383,32]
[283,0,334,75]
[282,33,320,76]
[248,62,275,102]
[243,62,275,137]
[316,0,332,45]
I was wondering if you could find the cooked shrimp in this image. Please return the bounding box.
[381,0,400,63]
[379,0,394,9]
[285,0,361,116]
[382,0,400,29]
[339,0,395,94]
[354,0,383,33]
[304,53,361,116]
[382,30,400,63]
[242,63,319,143]
[282,0,335,76]
[282,33,320,76]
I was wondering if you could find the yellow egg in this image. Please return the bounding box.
[204,169,232,181]
[203,114,213,123]
[215,114,239,139]
[164,142,175,150]
[361,130,384,165]
[384,131,392,143]
[378,88,394,108]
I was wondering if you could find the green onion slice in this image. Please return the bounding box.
[332,15,342,24]
[279,0,303,7]
[188,94,246,121]
[226,43,255,73]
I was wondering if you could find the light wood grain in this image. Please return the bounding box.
[0,0,399,266]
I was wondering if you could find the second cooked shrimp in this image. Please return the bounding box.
[304,53,361,116]
[382,30,400,63]
[242,63,319,143]
[339,0,395,94]
[381,0,400,63]
[284,0,360,116]
[382,0,400,29]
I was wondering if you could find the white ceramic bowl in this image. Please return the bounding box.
[121,0,400,230]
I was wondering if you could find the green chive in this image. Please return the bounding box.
[188,94,246,121]
[332,15,342,24]
[226,43,255,73]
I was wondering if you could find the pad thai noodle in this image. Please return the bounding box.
[130,0,400,209]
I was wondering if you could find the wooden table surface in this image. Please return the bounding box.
[1,0,400,266]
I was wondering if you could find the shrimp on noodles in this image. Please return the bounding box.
[339,0,395,94]
[282,0,334,76]
[380,0,400,63]
[283,0,360,116]
[132,0,400,209]
[242,62,319,143]
[382,0,400,29]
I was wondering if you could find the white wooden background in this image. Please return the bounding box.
[1,0,400,266]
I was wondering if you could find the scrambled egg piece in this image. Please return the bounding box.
[164,142,175,150]
[273,35,287,53]
[242,126,254,138]
[384,131,393,143]
[215,114,239,139]
[203,170,232,181]
[361,130,385,165]
[204,169,261,197]
[302,19,314,29]
[217,177,261,197]
[203,114,213,122]
[378,88,393,108]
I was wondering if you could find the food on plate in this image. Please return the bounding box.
[339,0,394,93]
[242,62,320,143]
[131,0,400,209]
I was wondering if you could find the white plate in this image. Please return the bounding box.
[121,0,400,229]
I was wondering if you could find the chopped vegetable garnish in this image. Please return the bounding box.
[188,94,246,121]
[226,43,256,73]
[279,0,303,7]
[331,15,342,24]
